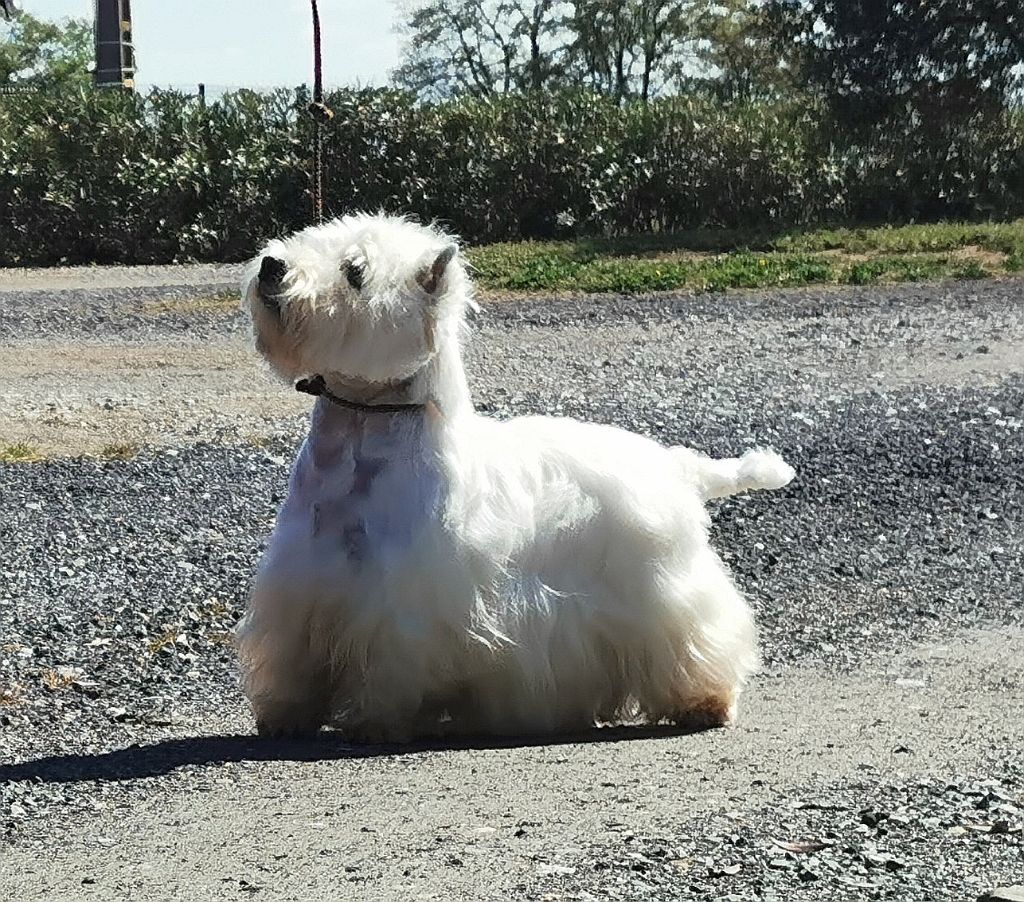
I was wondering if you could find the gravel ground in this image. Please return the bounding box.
[0,284,243,342]
[1,272,1022,900]
[529,766,1024,901]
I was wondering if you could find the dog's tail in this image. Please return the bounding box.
[672,447,795,501]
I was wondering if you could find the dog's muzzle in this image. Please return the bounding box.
[258,256,287,310]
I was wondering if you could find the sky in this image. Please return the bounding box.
[32,1,402,90]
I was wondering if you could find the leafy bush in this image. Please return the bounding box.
[1,86,1022,266]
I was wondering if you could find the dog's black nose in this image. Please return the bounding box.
[259,256,287,289]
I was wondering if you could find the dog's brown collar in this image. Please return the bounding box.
[295,374,426,414]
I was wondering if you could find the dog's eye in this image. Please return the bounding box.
[345,261,365,291]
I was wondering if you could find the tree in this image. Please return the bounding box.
[684,0,792,102]
[393,0,706,103]
[765,0,1024,127]
[567,0,696,103]
[392,0,816,105]
[392,0,570,100]
[0,12,91,90]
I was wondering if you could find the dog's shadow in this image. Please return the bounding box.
[1,724,707,786]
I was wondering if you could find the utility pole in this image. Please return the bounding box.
[94,0,135,89]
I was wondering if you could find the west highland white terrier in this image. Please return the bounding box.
[236,214,794,742]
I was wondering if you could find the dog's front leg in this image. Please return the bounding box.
[236,592,338,739]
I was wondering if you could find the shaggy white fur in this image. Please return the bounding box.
[236,213,794,741]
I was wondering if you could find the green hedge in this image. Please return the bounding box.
[1,86,1022,265]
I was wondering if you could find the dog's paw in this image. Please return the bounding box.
[668,695,738,731]
[738,449,795,492]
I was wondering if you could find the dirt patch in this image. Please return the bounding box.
[0,263,242,292]
[0,340,307,457]
[141,293,240,316]
[950,244,1008,269]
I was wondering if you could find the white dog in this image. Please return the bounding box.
[236,214,794,742]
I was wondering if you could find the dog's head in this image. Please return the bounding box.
[243,214,469,386]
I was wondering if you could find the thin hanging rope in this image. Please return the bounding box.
[308,0,333,224]
[311,0,323,102]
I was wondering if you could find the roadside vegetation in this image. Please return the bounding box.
[0,443,41,463]
[470,220,1024,293]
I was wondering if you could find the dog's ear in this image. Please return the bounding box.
[417,244,458,296]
